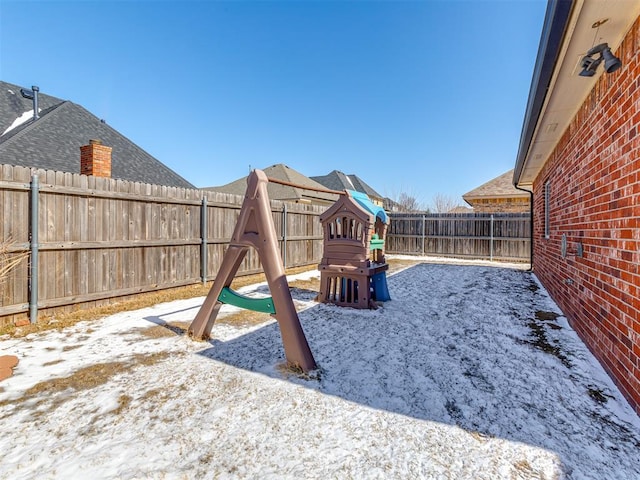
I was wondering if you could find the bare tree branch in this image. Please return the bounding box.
[431,193,462,213]
[384,187,428,212]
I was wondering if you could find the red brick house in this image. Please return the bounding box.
[514,0,640,414]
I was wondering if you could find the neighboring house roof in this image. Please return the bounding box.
[463,170,529,205]
[382,197,402,212]
[1,84,62,134]
[0,81,194,189]
[203,164,340,204]
[513,1,640,187]
[311,170,383,201]
[449,206,474,214]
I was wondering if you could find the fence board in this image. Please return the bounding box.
[387,213,530,261]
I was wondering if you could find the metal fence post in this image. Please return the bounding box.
[282,204,288,268]
[200,196,208,284]
[29,174,39,324]
[422,214,426,254]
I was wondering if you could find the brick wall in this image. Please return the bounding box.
[467,197,530,214]
[80,139,112,177]
[532,17,640,415]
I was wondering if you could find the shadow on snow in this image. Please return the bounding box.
[157,263,640,478]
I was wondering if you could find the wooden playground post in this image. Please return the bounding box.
[188,169,316,372]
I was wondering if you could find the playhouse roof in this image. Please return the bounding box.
[319,193,370,225]
[349,190,388,224]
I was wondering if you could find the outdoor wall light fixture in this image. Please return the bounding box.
[579,43,622,77]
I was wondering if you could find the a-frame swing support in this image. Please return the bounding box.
[188,169,317,372]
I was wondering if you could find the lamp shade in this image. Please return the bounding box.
[602,48,622,73]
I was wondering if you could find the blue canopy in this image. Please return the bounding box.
[348,190,389,224]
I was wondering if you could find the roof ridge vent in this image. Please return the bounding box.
[20,85,40,120]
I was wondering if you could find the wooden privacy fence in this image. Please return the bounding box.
[0,165,325,326]
[1,164,531,326]
[386,212,531,262]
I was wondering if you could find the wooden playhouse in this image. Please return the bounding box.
[317,191,390,309]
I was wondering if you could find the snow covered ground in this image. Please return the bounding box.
[1,257,639,480]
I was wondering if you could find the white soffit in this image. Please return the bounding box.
[518,0,640,187]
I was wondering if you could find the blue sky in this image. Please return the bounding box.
[1,0,546,208]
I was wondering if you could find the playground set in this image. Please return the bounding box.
[188,169,390,372]
[317,190,390,309]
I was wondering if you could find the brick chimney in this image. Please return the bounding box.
[80,139,112,177]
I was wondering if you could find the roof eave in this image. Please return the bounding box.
[463,193,530,202]
[513,0,575,188]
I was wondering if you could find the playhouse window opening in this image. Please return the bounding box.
[327,276,337,301]
[328,216,366,241]
[326,276,359,304]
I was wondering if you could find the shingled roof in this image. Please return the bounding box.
[0,81,194,189]
[311,170,383,201]
[203,164,340,205]
[463,170,529,203]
